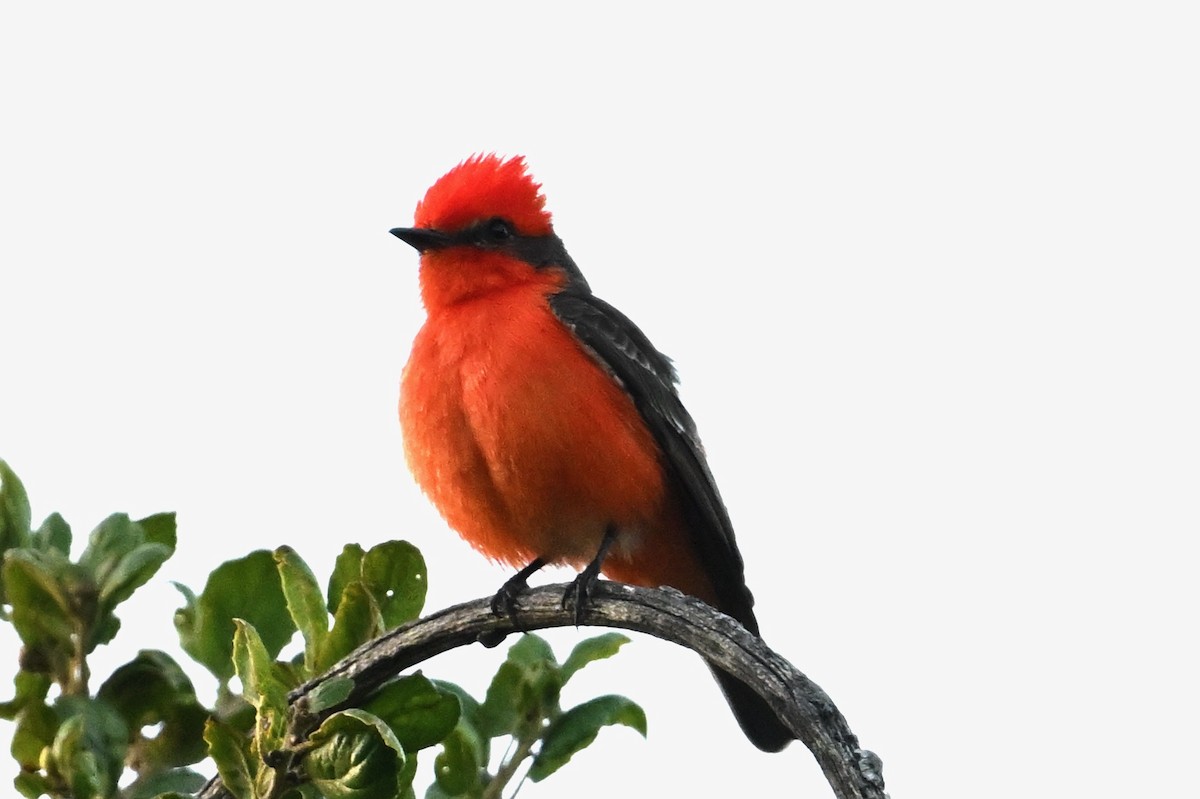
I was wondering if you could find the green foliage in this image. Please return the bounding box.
[1,459,645,799]
[44,697,128,799]
[427,631,646,797]
[163,539,444,799]
[528,695,646,782]
[305,709,407,799]
[362,675,459,753]
[359,541,427,629]
[95,651,209,770]
[204,719,256,799]
[1,460,204,798]
[0,461,33,581]
[173,551,294,683]
[232,620,290,759]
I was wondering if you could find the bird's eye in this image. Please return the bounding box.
[485,218,514,243]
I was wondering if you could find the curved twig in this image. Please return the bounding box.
[198,582,887,799]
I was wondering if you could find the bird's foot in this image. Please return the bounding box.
[490,558,546,624]
[561,525,618,625]
[561,561,602,626]
[490,578,527,622]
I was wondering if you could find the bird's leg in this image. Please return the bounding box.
[563,525,617,626]
[491,557,547,622]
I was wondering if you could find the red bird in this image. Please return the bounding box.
[391,154,792,752]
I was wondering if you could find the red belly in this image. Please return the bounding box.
[400,286,668,569]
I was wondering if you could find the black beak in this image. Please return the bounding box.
[390,227,452,253]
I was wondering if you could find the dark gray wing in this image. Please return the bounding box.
[548,288,759,632]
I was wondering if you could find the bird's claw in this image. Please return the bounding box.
[490,579,527,624]
[561,565,601,625]
[490,557,547,625]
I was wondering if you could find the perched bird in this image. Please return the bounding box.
[391,154,792,752]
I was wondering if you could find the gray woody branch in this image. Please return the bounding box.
[199,582,887,799]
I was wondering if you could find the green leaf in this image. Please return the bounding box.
[529,695,646,782]
[432,721,483,797]
[14,772,52,799]
[136,511,177,552]
[174,550,295,682]
[364,674,460,753]
[204,719,255,799]
[515,635,562,720]
[318,581,383,672]
[30,512,72,556]
[96,650,208,769]
[10,699,57,769]
[308,676,355,715]
[91,613,121,650]
[397,750,419,799]
[328,544,365,614]
[232,620,289,753]
[142,700,211,772]
[506,633,556,669]
[48,697,129,799]
[78,513,141,586]
[0,459,32,556]
[274,546,329,673]
[474,661,523,739]
[95,541,172,618]
[121,767,206,799]
[428,681,481,725]
[2,548,75,651]
[305,709,406,799]
[560,633,630,683]
[477,634,563,738]
[64,513,175,645]
[0,669,52,720]
[97,650,197,724]
[213,681,256,733]
[361,541,427,628]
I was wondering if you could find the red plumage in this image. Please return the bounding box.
[415,154,553,236]
[394,155,792,752]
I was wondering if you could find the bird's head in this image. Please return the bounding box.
[391,154,586,310]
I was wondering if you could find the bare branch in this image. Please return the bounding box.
[199,581,887,799]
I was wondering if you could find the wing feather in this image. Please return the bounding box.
[548,289,759,631]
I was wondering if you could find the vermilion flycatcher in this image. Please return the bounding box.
[391,154,792,751]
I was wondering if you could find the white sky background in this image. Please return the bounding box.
[2,2,1197,797]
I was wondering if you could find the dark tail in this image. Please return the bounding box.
[709,663,793,752]
[702,567,793,751]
